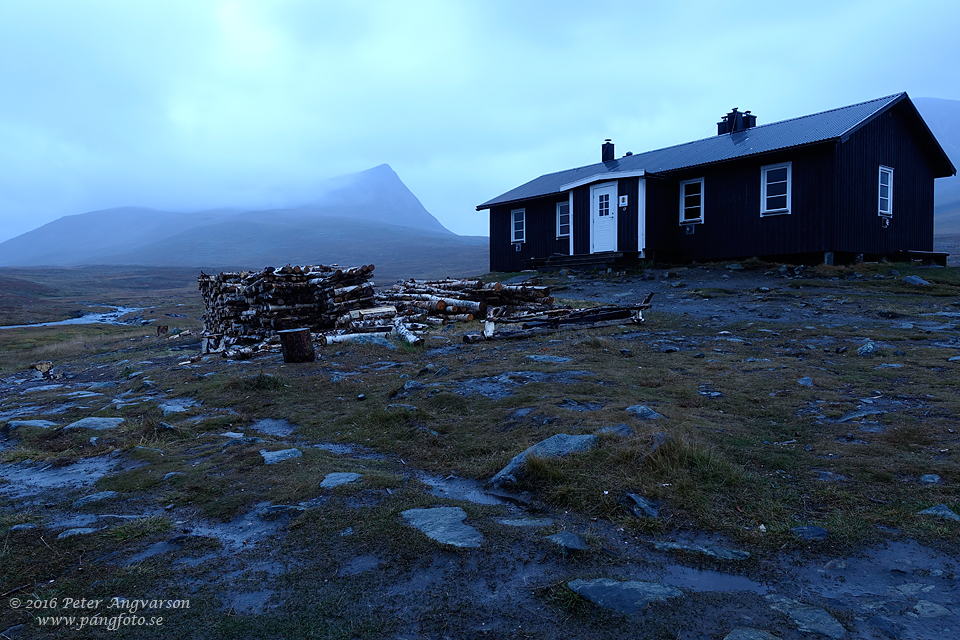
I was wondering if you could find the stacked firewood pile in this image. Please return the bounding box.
[463,293,654,343]
[198,264,375,353]
[377,278,554,321]
[200,268,649,356]
[318,278,555,347]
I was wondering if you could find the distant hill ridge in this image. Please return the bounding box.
[915,97,960,234]
[0,164,488,281]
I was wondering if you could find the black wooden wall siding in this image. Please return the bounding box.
[488,97,948,271]
[572,186,590,256]
[616,176,640,253]
[833,102,937,255]
[646,145,834,263]
[489,195,573,272]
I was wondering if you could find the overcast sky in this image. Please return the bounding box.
[1,0,959,243]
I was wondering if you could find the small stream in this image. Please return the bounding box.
[0,305,146,330]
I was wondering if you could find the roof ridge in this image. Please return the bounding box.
[478,92,923,210]
[635,92,906,158]
[543,94,908,177]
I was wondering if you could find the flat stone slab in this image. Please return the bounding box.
[57,527,100,539]
[10,523,38,531]
[490,433,597,486]
[158,398,200,415]
[914,599,952,617]
[63,417,126,431]
[321,472,362,488]
[526,355,572,364]
[626,404,664,419]
[724,629,782,640]
[817,471,847,482]
[597,424,634,437]
[401,506,482,548]
[917,504,960,521]
[622,493,659,518]
[249,418,296,436]
[260,448,302,465]
[7,419,58,429]
[836,409,883,423]
[765,595,846,638]
[546,530,589,551]
[567,578,682,615]
[257,504,306,519]
[654,540,750,560]
[496,517,554,528]
[451,370,595,400]
[386,404,418,412]
[72,491,118,509]
[558,399,604,411]
[791,525,829,541]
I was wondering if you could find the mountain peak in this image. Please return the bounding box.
[0,164,460,267]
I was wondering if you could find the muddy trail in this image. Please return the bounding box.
[2,264,960,639]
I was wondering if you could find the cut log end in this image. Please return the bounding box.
[278,327,316,363]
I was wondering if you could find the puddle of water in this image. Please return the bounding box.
[188,504,288,549]
[418,473,506,506]
[663,565,768,594]
[0,305,145,330]
[224,590,275,614]
[127,541,182,564]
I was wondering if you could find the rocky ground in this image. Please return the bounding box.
[2,262,960,639]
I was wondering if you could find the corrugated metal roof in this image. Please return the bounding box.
[478,93,912,210]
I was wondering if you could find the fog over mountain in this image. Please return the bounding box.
[0,164,488,281]
[915,97,960,234]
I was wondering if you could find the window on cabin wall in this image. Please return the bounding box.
[556,201,570,237]
[598,193,610,216]
[879,166,893,216]
[679,178,704,224]
[760,162,792,216]
[511,208,525,243]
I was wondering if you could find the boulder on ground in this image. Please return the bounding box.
[489,433,597,486]
[567,578,681,615]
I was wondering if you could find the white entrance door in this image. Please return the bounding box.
[590,182,618,253]
[637,178,646,259]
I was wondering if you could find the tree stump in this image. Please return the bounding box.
[278,328,316,363]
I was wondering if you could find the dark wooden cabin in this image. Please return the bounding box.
[478,93,956,271]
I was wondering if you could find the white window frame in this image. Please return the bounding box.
[760,162,792,216]
[878,166,893,217]
[511,208,525,243]
[679,177,704,225]
[556,201,570,238]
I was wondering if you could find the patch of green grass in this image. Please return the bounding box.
[106,516,173,541]
[687,287,737,298]
[225,371,290,393]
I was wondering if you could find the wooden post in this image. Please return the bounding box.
[278,328,315,363]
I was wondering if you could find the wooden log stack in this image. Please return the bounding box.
[462,293,654,343]
[377,278,553,322]
[198,264,375,353]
